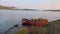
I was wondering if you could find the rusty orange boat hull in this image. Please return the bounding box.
[21,18,48,26]
[30,19,48,26]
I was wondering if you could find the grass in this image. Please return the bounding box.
[16,27,28,34]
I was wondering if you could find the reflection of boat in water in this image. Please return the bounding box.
[21,17,48,26]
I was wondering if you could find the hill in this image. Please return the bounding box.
[15,9,40,11]
[0,5,16,10]
[44,10,60,11]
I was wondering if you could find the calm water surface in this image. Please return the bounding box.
[0,10,60,34]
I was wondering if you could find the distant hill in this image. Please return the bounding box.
[15,9,40,11]
[0,6,40,11]
[0,5,16,10]
[44,10,60,11]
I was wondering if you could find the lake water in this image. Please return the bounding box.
[0,10,60,34]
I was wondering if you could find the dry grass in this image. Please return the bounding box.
[16,25,56,34]
[16,27,28,34]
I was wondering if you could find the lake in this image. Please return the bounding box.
[0,10,60,34]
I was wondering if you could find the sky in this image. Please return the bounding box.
[0,0,60,9]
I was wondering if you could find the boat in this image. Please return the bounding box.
[21,17,48,26]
